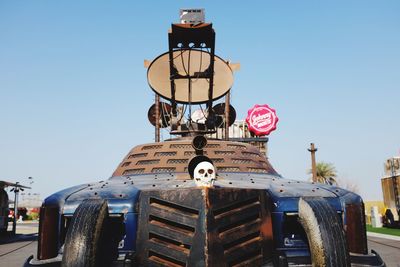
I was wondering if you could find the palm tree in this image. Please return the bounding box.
[309,162,338,185]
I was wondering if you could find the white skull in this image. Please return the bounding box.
[194,161,216,187]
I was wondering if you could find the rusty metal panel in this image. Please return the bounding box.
[136,189,203,266]
[345,203,367,254]
[37,206,59,260]
[135,188,273,266]
[113,140,277,176]
[207,188,274,266]
[381,176,400,209]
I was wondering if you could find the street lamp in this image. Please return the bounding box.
[10,182,24,234]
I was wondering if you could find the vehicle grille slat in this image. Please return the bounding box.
[150,197,199,215]
[230,254,263,267]
[223,231,261,251]
[148,251,186,267]
[215,201,260,220]
[219,218,261,244]
[148,222,193,245]
[148,257,178,267]
[213,196,260,215]
[148,239,190,263]
[215,203,261,230]
[224,237,262,265]
[149,206,198,228]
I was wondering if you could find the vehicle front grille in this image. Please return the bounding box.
[136,189,203,266]
[213,196,263,266]
[136,188,273,266]
[147,197,198,266]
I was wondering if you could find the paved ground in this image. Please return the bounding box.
[0,240,36,266]
[368,236,400,267]
[0,222,399,267]
[0,222,38,267]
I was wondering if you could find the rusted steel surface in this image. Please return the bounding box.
[113,139,277,176]
[135,188,273,266]
[155,94,160,142]
[37,206,59,260]
[381,175,400,210]
[345,203,368,254]
[224,92,230,140]
[206,188,274,266]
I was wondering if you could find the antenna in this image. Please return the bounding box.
[146,10,236,137]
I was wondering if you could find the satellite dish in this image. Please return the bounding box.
[147,50,233,104]
[212,103,236,128]
[147,102,172,128]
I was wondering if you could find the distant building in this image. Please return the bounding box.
[381,156,400,220]
[209,120,269,156]
[364,200,385,224]
[18,192,42,210]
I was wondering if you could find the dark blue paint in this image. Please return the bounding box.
[120,212,138,252]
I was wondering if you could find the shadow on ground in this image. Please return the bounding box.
[0,233,38,245]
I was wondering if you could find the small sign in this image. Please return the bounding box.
[246,104,279,136]
[180,9,205,24]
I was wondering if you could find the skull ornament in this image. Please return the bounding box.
[194,161,216,187]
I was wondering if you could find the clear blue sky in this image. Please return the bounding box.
[1,1,399,200]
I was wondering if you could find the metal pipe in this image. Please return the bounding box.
[308,143,318,182]
[12,182,19,235]
[155,94,160,142]
[224,92,230,140]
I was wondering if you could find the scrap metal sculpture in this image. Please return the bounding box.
[25,10,385,267]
